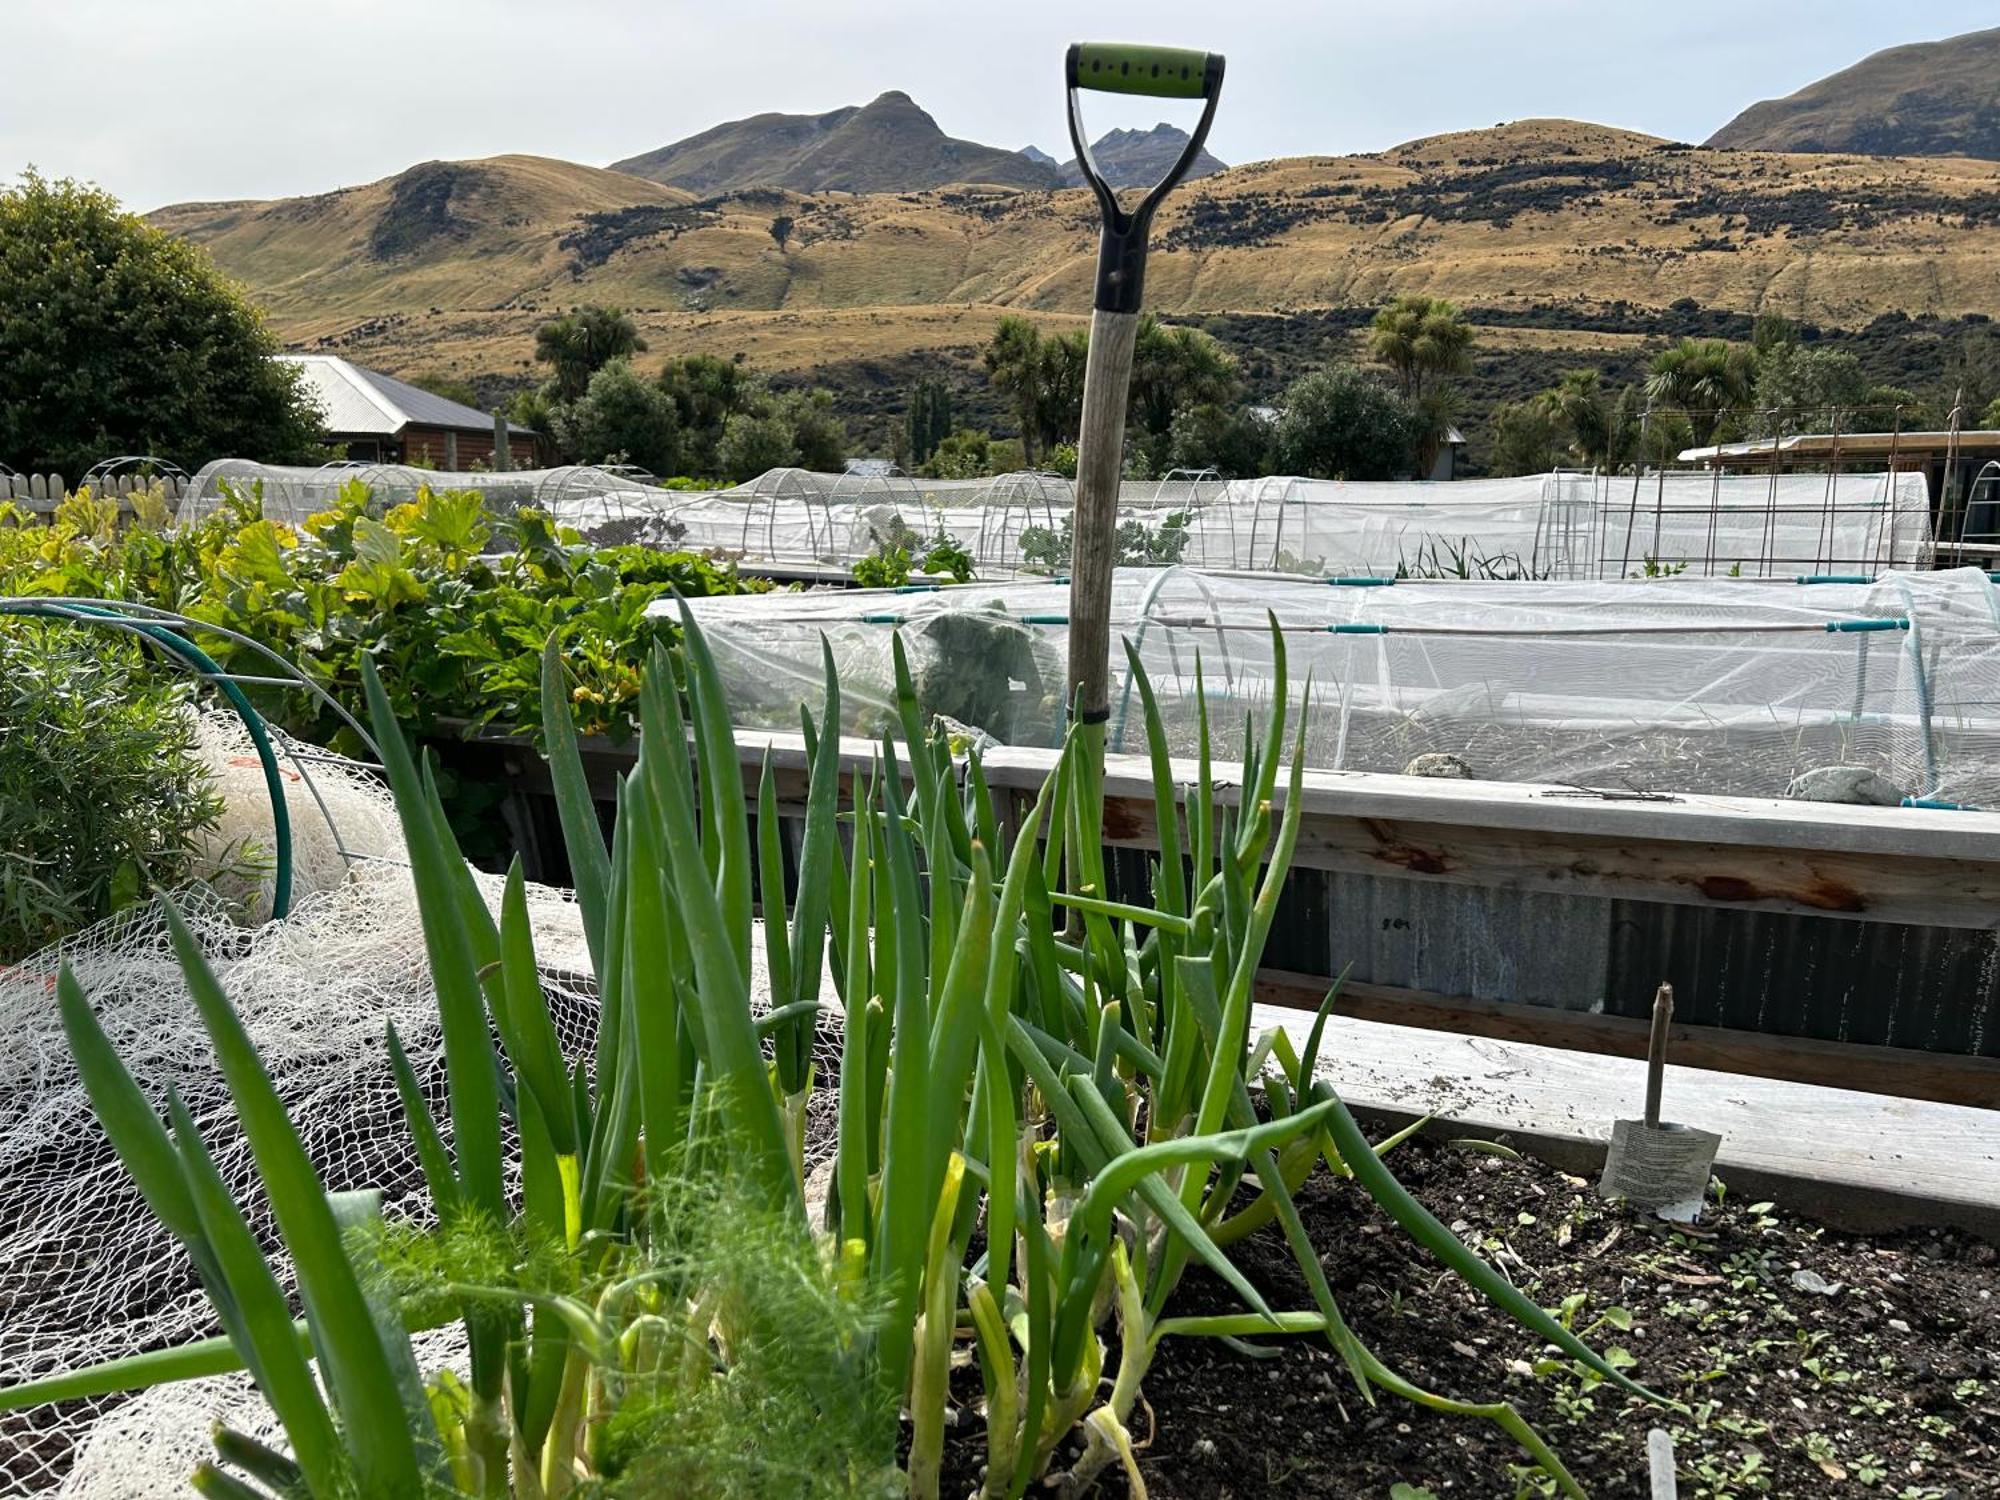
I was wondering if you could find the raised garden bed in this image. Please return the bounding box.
[939,1136,2000,1498]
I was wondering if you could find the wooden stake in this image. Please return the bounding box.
[1644,982,1674,1129]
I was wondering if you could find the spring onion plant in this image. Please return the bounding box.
[1,607,1663,1498]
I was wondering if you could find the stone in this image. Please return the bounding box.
[1785,765,1903,805]
[1403,751,1475,779]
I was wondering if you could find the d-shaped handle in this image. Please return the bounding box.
[1064,41,1226,313]
[1068,42,1222,100]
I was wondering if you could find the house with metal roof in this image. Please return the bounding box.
[281,354,536,468]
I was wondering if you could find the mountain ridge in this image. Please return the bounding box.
[1057,123,1227,188]
[1708,27,2000,159]
[146,118,2000,406]
[609,91,1058,194]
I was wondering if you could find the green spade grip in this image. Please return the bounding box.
[1068,43,1218,99]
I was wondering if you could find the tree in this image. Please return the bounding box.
[657,353,755,476]
[1269,367,1417,480]
[547,359,680,474]
[982,318,1092,463]
[1608,383,1648,469]
[1540,370,1609,467]
[1411,386,1463,479]
[716,411,797,482]
[1753,344,1873,435]
[1128,317,1239,453]
[1982,394,2000,429]
[0,171,325,474]
[1644,337,1757,448]
[770,214,795,252]
[534,306,647,401]
[984,316,1048,464]
[1864,386,1935,428]
[773,388,847,473]
[1486,399,1565,477]
[1751,310,1799,358]
[1367,295,1475,401]
[1035,330,1089,453]
[1165,402,1272,478]
[905,377,953,468]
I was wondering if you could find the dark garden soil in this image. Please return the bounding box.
[936,1137,2000,1499]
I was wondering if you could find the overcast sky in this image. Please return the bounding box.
[4,1,1993,211]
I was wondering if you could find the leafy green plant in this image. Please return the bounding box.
[1018,510,1191,572]
[0,479,763,747]
[2,612,1661,1496]
[851,528,976,588]
[0,620,229,964]
[1396,536,1547,580]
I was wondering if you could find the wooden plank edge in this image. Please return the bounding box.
[1339,1103,2000,1242]
[1254,968,2000,1111]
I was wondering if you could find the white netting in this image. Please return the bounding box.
[189,713,402,918]
[0,715,846,1494]
[175,463,1935,581]
[681,566,2000,805]
[0,738,478,1494]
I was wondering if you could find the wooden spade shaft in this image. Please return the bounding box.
[1066,305,1140,725]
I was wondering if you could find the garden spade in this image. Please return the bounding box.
[1598,983,1721,1223]
[1062,41,1223,761]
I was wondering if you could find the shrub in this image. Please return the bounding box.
[717,411,799,481]
[0,621,226,963]
[0,172,326,474]
[1269,366,1419,479]
[547,359,682,474]
[918,428,992,479]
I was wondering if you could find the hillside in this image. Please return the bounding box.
[149,155,697,326]
[1708,27,2000,159]
[1056,124,1227,189]
[608,92,1057,194]
[151,118,2000,429]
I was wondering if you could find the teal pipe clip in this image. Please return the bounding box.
[1324,576,1395,587]
[1825,618,1909,633]
[1328,622,1388,634]
[1795,574,1874,585]
[1902,796,1970,810]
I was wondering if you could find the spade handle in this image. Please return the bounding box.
[1644,983,1674,1128]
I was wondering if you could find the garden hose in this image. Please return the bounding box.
[1,601,293,919]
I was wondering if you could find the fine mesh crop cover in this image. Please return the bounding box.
[0,731,836,1495]
[178,463,1935,582]
[679,566,2000,805]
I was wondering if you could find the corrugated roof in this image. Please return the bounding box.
[279,354,532,437]
[1680,430,2000,463]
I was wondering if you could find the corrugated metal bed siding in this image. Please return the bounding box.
[1102,850,2000,1057]
[1604,902,2000,1057]
[447,731,2000,1066]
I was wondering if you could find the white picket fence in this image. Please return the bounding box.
[1,473,189,512]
